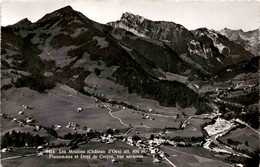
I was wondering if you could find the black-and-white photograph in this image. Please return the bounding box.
[1,0,259,167]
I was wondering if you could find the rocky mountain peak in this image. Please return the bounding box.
[120,12,146,23]
[219,28,259,56]
[56,5,74,13]
[220,28,244,34]
[36,5,80,24]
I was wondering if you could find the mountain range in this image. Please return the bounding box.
[219,28,259,56]
[1,7,259,166]
[1,6,259,114]
[109,12,257,76]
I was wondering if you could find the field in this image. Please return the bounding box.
[84,73,197,117]
[111,109,185,133]
[113,109,180,128]
[1,84,187,137]
[161,145,233,167]
[167,118,211,138]
[1,84,209,141]
[1,85,128,134]
[218,127,259,153]
[1,118,48,137]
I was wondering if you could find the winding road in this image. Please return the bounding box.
[106,106,152,135]
[107,107,129,127]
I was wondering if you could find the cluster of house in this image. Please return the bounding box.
[87,133,169,163]
[65,122,79,130]
[116,105,126,110]
[233,83,257,92]
[100,134,115,144]
[96,103,110,108]
[142,114,154,120]
[215,82,258,97]
[65,122,92,133]
[1,148,13,153]
[17,104,33,115]
[122,132,203,163]
[123,136,168,163]
[84,136,110,144]
[11,116,34,127]
[7,104,35,127]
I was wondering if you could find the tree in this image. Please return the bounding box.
[1,131,44,148]
[94,68,101,76]
[150,134,154,140]
[46,127,58,138]
[132,135,141,142]
[64,133,73,139]
[106,128,114,136]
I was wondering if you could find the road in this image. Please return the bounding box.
[181,114,213,129]
[164,157,177,167]
[57,138,71,142]
[150,113,175,118]
[124,128,133,135]
[107,107,129,127]
[1,153,36,161]
[215,98,245,108]
[107,107,151,136]
[235,119,260,135]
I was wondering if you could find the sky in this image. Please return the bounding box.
[1,0,259,31]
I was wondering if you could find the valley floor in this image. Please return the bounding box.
[1,83,259,167]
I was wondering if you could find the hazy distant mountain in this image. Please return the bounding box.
[219,28,259,56]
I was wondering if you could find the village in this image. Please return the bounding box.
[1,97,248,166]
[1,76,258,167]
[1,101,196,165]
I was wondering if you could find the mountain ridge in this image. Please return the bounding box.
[1,6,213,114]
[108,12,255,76]
[218,28,259,56]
